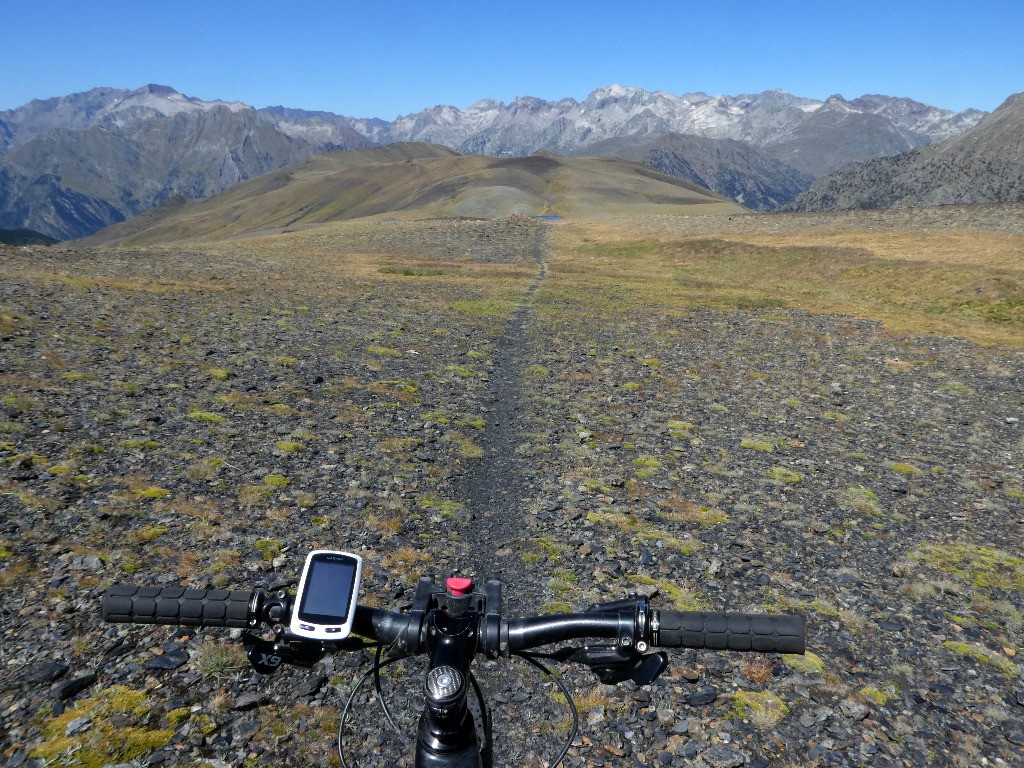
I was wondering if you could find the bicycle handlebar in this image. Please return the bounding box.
[656,610,804,654]
[102,584,804,655]
[103,584,254,628]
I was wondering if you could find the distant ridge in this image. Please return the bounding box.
[785,92,1024,211]
[79,143,740,246]
[579,132,813,211]
[0,227,58,245]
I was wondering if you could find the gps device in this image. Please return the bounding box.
[290,550,363,640]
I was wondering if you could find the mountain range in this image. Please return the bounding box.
[0,84,995,239]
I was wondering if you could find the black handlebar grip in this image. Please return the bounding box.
[102,584,254,628]
[656,611,805,654]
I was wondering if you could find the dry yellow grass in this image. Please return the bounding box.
[548,212,1024,347]
[23,201,1022,349]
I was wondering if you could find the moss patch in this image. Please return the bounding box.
[943,641,1019,678]
[254,538,285,561]
[627,574,709,611]
[860,683,899,705]
[740,435,787,452]
[910,543,1024,591]
[783,650,825,675]
[187,410,227,424]
[889,462,922,474]
[30,686,174,768]
[730,691,790,729]
[841,484,884,516]
[768,466,803,483]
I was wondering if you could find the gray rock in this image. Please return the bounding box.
[143,650,189,670]
[64,716,92,736]
[1003,720,1024,746]
[701,743,749,768]
[840,700,870,720]
[231,692,271,711]
[53,672,97,700]
[23,660,69,684]
[295,674,329,698]
[70,555,104,571]
[687,686,719,707]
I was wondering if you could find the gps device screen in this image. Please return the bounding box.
[290,550,363,640]
[298,556,357,624]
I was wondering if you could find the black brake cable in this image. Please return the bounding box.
[468,670,491,756]
[338,646,410,768]
[516,652,580,768]
[372,643,401,731]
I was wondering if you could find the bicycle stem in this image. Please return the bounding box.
[417,606,484,768]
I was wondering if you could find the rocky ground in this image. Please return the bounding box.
[1,216,1023,767]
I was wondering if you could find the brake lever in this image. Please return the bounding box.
[551,645,670,686]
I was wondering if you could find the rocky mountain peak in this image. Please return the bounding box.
[785,90,1024,211]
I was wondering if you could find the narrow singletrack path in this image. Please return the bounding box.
[457,227,548,581]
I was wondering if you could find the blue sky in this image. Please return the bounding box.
[4,0,1021,117]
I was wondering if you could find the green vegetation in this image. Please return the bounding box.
[120,438,161,451]
[420,496,465,518]
[524,364,549,379]
[943,641,1019,678]
[451,299,514,319]
[860,683,899,705]
[910,543,1024,591]
[634,530,699,554]
[134,486,171,499]
[841,484,884,516]
[554,223,1024,347]
[540,601,573,614]
[627,574,709,611]
[239,484,274,506]
[9,177,1024,766]
[783,651,825,675]
[889,462,922,474]
[131,525,168,542]
[730,691,790,729]
[655,495,728,526]
[187,410,227,424]
[633,455,663,469]
[367,345,401,357]
[194,639,249,678]
[254,538,285,561]
[767,466,803,483]
[740,435,787,452]
[30,686,174,767]
[448,433,484,459]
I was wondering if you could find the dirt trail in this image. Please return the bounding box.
[457,227,548,580]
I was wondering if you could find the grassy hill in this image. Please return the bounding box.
[79,143,741,246]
